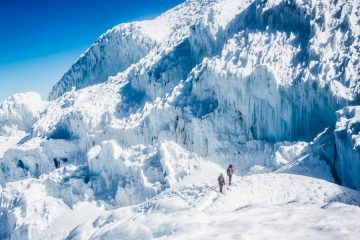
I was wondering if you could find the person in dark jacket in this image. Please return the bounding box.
[218,173,225,193]
[227,164,235,185]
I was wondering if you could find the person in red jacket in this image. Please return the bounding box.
[218,173,225,193]
[227,164,235,185]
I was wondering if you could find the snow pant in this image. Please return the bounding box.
[219,184,223,193]
[228,175,232,185]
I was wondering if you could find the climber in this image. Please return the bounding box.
[227,164,235,185]
[218,173,225,193]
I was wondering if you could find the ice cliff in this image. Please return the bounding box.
[333,106,360,189]
[44,0,359,183]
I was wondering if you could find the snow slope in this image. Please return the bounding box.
[2,161,360,240]
[66,162,360,240]
[1,0,360,238]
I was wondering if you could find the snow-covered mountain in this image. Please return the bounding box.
[1,0,360,239]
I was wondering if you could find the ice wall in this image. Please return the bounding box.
[4,0,359,182]
[47,0,225,101]
[334,106,360,190]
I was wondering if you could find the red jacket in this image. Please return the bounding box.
[218,175,225,185]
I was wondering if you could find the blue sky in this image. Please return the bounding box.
[0,0,185,101]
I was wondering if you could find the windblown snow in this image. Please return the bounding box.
[1,0,360,239]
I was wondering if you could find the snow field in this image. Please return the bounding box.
[67,161,360,240]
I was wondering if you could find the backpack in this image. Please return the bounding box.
[227,167,232,176]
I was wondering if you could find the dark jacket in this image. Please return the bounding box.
[227,165,235,176]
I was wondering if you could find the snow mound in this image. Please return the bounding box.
[0,92,46,159]
[0,141,202,238]
[0,177,105,240]
[0,92,46,132]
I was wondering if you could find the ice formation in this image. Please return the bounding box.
[333,107,360,189]
[0,0,359,239]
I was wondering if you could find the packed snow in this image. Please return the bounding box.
[2,160,360,240]
[46,163,360,240]
[1,0,360,239]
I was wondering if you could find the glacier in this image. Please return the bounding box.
[0,0,360,239]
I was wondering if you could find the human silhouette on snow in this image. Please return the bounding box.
[227,164,235,185]
[218,173,225,193]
